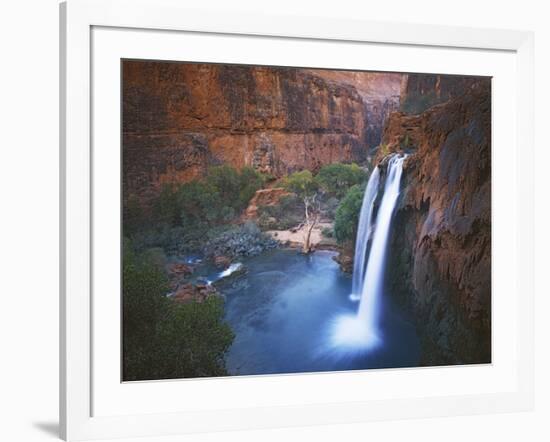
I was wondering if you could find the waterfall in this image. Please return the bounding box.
[357,154,406,336]
[329,154,406,352]
[350,167,380,301]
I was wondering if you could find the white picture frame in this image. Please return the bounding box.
[60,0,534,440]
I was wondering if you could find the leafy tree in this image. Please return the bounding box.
[128,166,266,248]
[123,195,144,236]
[153,184,181,226]
[175,166,264,231]
[238,166,265,209]
[283,170,320,254]
[122,240,169,347]
[122,239,234,381]
[315,163,367,198]
[177,181,223,230]
[205,165,242,211]
[153,297,234,379]
[334,184,364,244]
[205,165,265,212]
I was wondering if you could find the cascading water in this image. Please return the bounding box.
[205,262,243,285]
[329,153,406,352]
[357,154,406,334]
[349,167,380,302]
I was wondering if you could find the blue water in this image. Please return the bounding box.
[216,248,420,376]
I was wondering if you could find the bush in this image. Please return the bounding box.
[205,165,266,213]
[238,166,265,208]
[315,163,367,198]
[153,296,235,378]
[153,184,181,226]
[125,165,267,246]
[177,180,226,230]
[122,240,169,347]
[334,185,364,244]
[323,196,340,218]
[122,240,234,381]
[123,195,145,236]
[126,166,266,239]
[321,226,334,238]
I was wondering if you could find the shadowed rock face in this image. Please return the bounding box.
[383,78,492,365]
[123,61,374,204]
[365,97,400,149]
[399,73,483,115]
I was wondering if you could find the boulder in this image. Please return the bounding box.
[168,262,193,277]
[333,250,353,273]
[172,283,220,304]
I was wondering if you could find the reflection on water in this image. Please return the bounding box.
[216,248,419,376]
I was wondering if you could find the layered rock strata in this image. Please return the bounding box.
[123,61,371,204]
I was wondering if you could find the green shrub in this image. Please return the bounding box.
[205,165,265,213]
[126,165,266,242]
[315,163,367,198]
[141,165,265,239]
[205,165,241,210]
[153,296,234,379]
[323,196,340,218]
[123,195,145,236]
[153,184,181,226]
[334,185,364,244]
[321,226,334,238]
[177,180,224,230]
[238,166,265,208]
[122,240,234,381]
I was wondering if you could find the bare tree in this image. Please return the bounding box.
[283,170,321,254]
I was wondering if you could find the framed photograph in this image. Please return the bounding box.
[60,0,534,440]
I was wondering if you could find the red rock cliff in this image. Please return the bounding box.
[384,78,492,364]
[123,61,371,204]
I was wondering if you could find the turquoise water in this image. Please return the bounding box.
[216,248,420,376]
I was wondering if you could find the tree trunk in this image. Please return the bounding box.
[302,219,317,254]
[301,196,318,254]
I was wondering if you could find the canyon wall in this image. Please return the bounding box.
[304,70,401,148]
[123,61,373,204]
[384,77,492,365]
[364,97,400,149]
[399,73,483,115]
